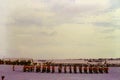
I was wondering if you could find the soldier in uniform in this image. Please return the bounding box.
[73,65,77,73]
[46,65,50,73]
[93,65,98,73]
[36,64,41,72]
[79,65,82,73]
[99,65,103,73]
[89,65,93,73]
[103,65,109,73]
[58,64,62,73]
[84,65,88,73]
[64,65,67,73]
[69,65,72,73]
[42,64,46,73]
[52,65,55,73]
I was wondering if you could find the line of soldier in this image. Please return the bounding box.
[23,64,109,74]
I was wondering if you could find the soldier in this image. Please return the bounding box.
[32,66,35,72]
[103,66,109,73]
[36,66,38,72]
[84,65,88,73]
[93,65,98,73]
[36,65,41,72]
[46,65,50,73]
[89,65,93,73]
[73,65,77,73]
[28,66,31,72]
[58,64,62,73]
[99,65,103,73]
[52,65,55,73]
[42,64,46,73]
[69,65,72,73]
[29,66,32,72]
[79,65,82,73]
[64,65,67,73]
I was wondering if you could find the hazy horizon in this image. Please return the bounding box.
[0,0,120,59]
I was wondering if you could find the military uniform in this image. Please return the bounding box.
[89,65,93,73]
[69,65,72,73]
[99,66,103,73]
[52,65,55,73]
[36,65,41,72]
[93,66,98,73]
[58,65,62,73]
[42,64,46,73]
[46,65,50,73]
[64,65,67,73]
[103,66,109,73]
[79,65,82,73]
[73,65,77,73]
[84,66,88,73]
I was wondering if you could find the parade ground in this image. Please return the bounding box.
[0,65,120,80]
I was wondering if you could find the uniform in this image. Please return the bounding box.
[52,65,55,73]
[73,65,77,73]
[79,65,82,73]
[58,65,62,73]
[36,65,41,72]
[99,66,103,73]
[69,65,72,73]
[93,66,98,73]
[89,66,93,73]
[64,65,67,73]
[84,66,88,73]
[103,66,109,73]
[42,64,46,73]
[46,65,50,73]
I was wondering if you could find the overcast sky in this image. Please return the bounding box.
[0,0,120,59]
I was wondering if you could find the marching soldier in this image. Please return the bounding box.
[30,66,34,72]
[42,64,46,73]
[84,65,88,73]
[46,65,50,73]
[64,65,67,73]
[89,65,93,73]
[79,65,82,73]
[52,65,55,73]
[36,66,39,72]
[99,66,103,73]
[93,65,98,73]
[36,65,41,72]
[73,65,77,73]
[69,65,72,73]
[103,66,109,73]
[30,66,32,72]
[58,64,62,73]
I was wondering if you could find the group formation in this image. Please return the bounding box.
[23,64,109,74]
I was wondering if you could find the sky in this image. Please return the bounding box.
[0,0,120,59]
